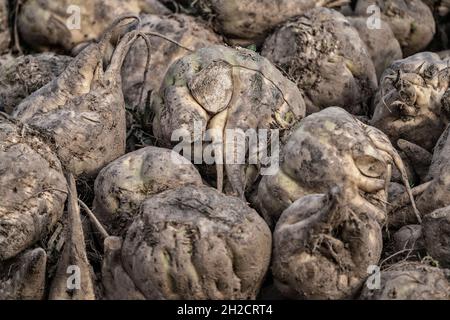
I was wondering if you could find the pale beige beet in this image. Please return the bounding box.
[273,188,382,299]
[0,118,67,261]
[118,186,272,300]
[122,14,222,115]
[262,8,377,115]
[17,0,170,52]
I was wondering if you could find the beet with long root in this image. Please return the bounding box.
[122,13,222,116]
[13,16,148,177]
[93,146,203,235]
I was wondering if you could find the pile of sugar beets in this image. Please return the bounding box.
[2,0,450,300]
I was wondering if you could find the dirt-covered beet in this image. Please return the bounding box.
[93,146,203,234]
[0,53,72,114]
[105,185,271,300]
[360,262,450,300]
[262,8,377,115]
[347,16,403,80]
[122,13,222,114]
[422,206,450,267]
[0,248,47,300]
[255,107,418,228]
[153,44,305,198]
[176,0,350,46]
[12,18,146,177]
[371,52,450,152]
[0,118,67,261]
[355,0,436,56]
[17,0,170,52]
[0,0,9,54]
[272,187,382,299]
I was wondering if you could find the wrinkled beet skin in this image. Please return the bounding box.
[0,53,72,114]
[360,262,450,300]
[18,0,170,52]
[262,8,377,115]
[120,186,272,300]
[93,146,203,235]
[256,107,403,227]
[273,188,382,300]
[0,120,67,261]
[0,0,9,54]
[371,52,450,152]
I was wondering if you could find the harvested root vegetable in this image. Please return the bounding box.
[0,53,72,114]
[423,206,450,267]
[122,14,222,115]
[355,0,436,56]
[0,248,47,300]
[117,185,272,300]
[0,118,67,261]
[13,17,146,177]
[153,44,305,198]
[49,174,95,300]
[371,52,450,152]
[272,188,383,299]
[0,0,9,53]
[360,262,450,300]
[262,8,377,115]
[255,107,418,227]
[93,146,203,234]
[347,17,403,80]
[17,0,170,52]
[176,0,349,45]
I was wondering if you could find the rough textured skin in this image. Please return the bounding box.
[392,224,424,252]
[355,0,436,56]
[18,0,170,52]
[153,45,306,198]
[120,186,272,300]
[0,53,72,114]
[347,17,403,80]
[400,125,450,219]
[262,8,377,115]
[0,248,47,300]
[180,0,348,45]
[0,119,67,261]
[272,188,383,300]
[255,107,415,227]
[360,262,450,300]
[93,146,203,234]
[423,206,450,267]
[12,21,142,177]
[371,52,450,152]
[49,174,95,300]
[122,14,222,114]
[0,0,9,53]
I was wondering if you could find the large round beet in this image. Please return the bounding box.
[120,186,272,299]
